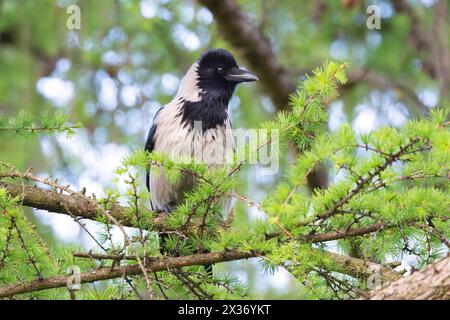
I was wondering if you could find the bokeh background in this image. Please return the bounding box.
[0,0,448,298]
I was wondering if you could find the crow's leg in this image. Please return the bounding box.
[163,202,174,214]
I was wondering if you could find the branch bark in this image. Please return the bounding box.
[324,251,401,284]
[366,256,450,300]
[3,176,446,300]
[1,183,170,232]
[305,222,387,242]
[0,246,401,298]
[0,250,257,298]
[2,182,397,245]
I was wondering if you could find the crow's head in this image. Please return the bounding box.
[198,48,258,86]
[178,49,258,102]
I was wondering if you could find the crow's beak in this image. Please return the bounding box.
[225,67,259,82]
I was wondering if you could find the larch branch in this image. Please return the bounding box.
[0,250,257,298]
[1,182,171,232]
[0,181,402,291]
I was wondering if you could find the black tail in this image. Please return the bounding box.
[204,262,213,276]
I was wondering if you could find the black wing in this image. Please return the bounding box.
[144,123,157,192]
[144,108,162,193]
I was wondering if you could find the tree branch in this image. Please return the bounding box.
[324,251,401,283]
[72,249,401,284]
[366,256,450,300]
[1,183,170,232]
[305,138,422,225]
[0,250,257,298]
[0,181,402,295]
[305,222,387,243]
[0,182,398,255]
[0,246,401,298]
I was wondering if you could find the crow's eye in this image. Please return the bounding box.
[216,67,224,74]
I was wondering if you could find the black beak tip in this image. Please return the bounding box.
[244,73,259,82]
[225,67,259,83]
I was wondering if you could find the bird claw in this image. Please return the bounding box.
[155,202,174,214]
[162,202,174,214]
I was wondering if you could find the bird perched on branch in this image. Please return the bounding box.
[145,48,258,214]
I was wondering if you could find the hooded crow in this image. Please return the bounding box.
[145,48,258,214]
